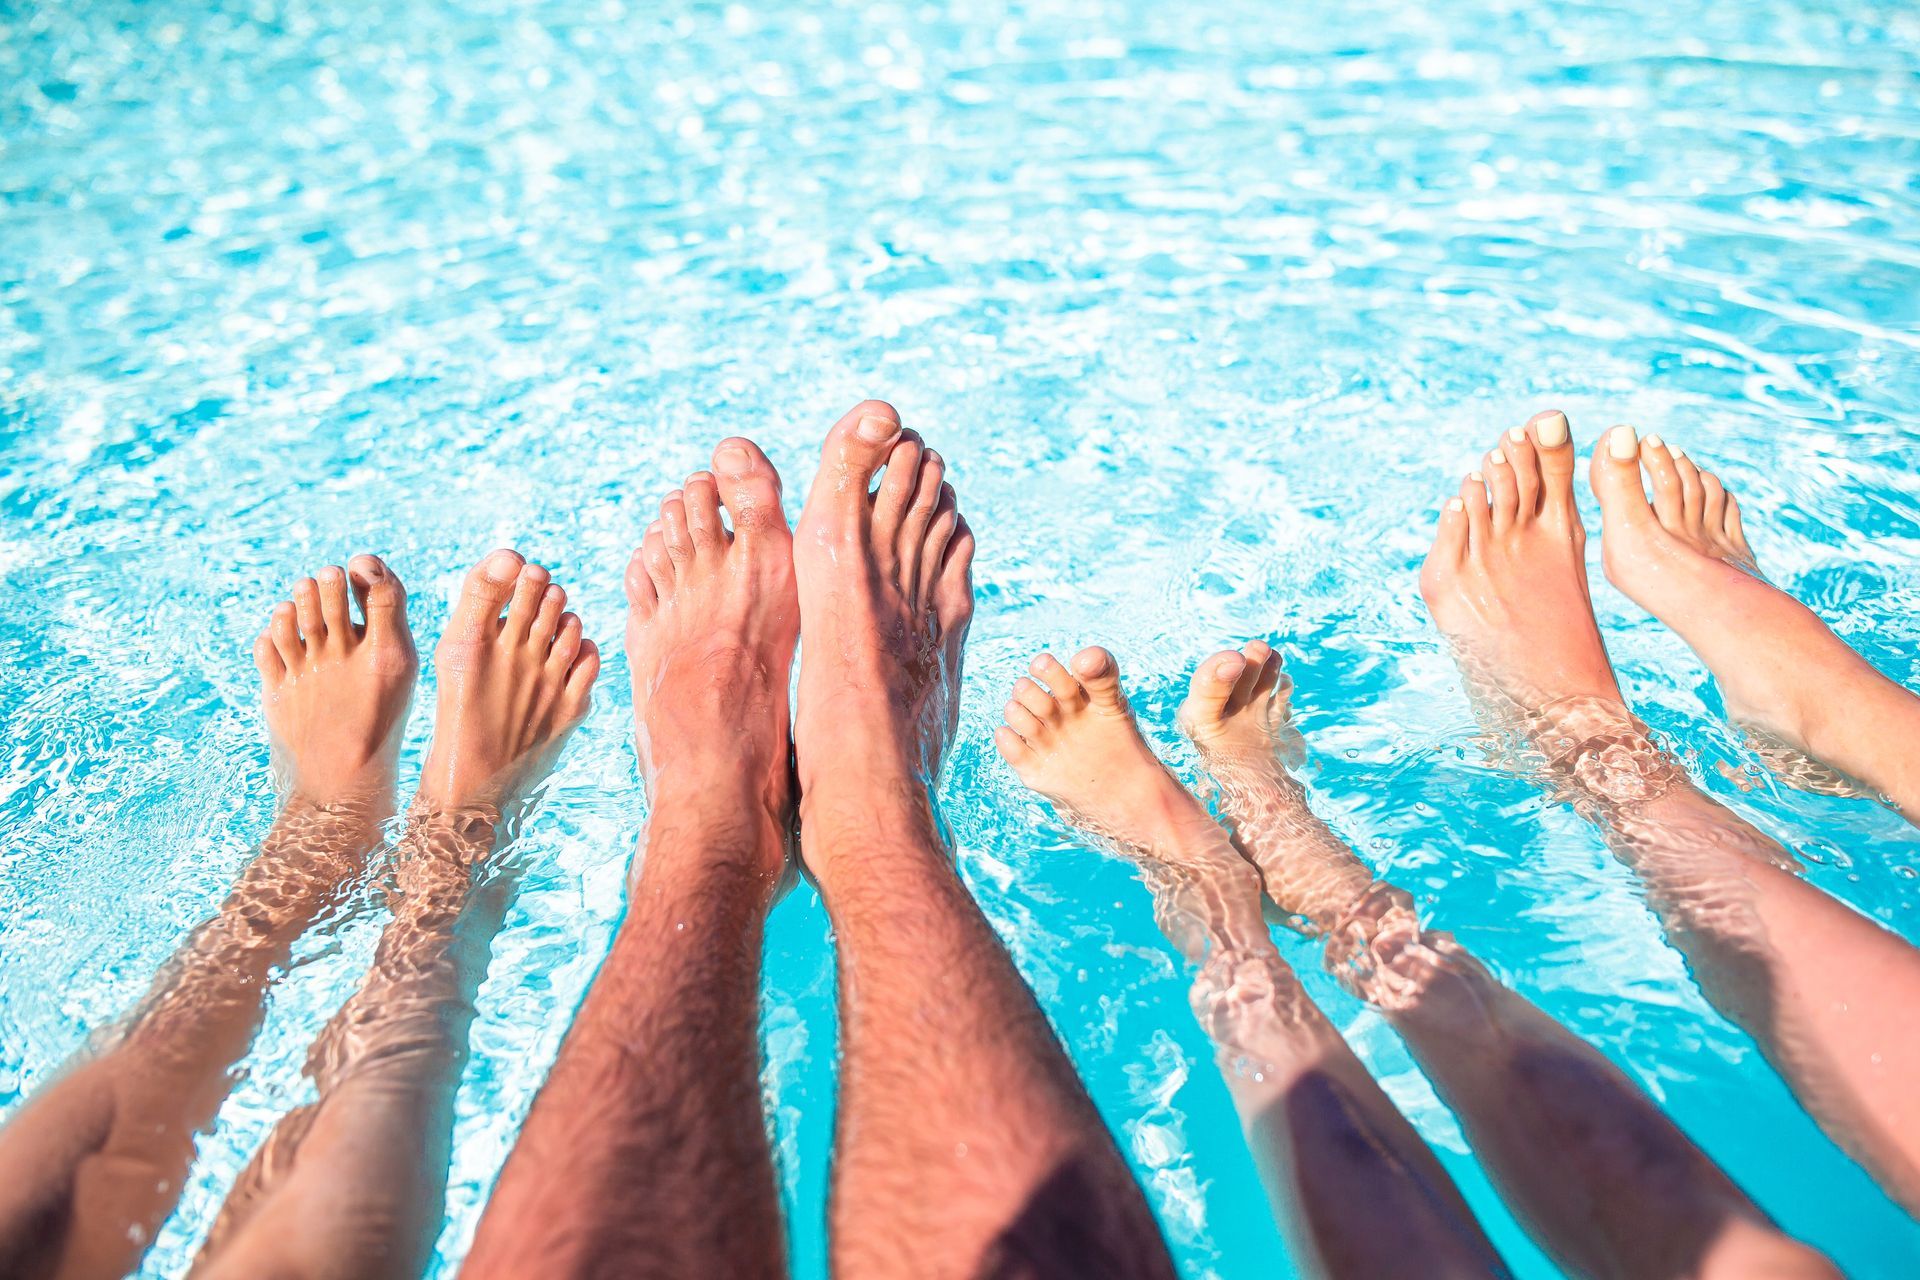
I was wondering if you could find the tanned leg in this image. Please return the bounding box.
[793,402,1175,1280]
[0,558,416,1280]
[997,646,1510,1280]
[1181,639,1838,1280]
[1597,428,1920,819]
[1421,409,1920,1217]
[191,550,599,1280]
[463,441,797,1280]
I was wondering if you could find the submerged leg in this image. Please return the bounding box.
[998,645,1509,1280]
[793,404,1175,1280]
[1420,410,1920,1216]
[1180,636,1837,1280]
[1595,427,1920,818]
[192,551,598,1280]
[463,443,797,1280]
[0,558,416,1280]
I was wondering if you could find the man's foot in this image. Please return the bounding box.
[255,555,417,808]
[1419,409,1625,719]
[626,439,800,863]
[417,550,599,814]
[1590,426,1905,795]
[790,402,975,865]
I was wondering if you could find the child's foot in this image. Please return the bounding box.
[626,439,800,869]
[255,555,417,809]
[417,550,599,814]
[790,402,975,877]
[1591,427,1920,817]
[1176,639,1298,769]
[1418,410,1625,720]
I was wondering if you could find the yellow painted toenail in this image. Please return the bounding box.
[856,415,897,442]
[1489,449,1506,465]
[715,445,751,473]
[1609,424,1639,459]
[1644,433,1664,450]
[1537,411,1570,447]
[1507,426,1526,443]
[1447,497,1465,512]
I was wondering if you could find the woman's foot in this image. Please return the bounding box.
[1418,410,1626,722]
[1591,426,1920,816]
[626,439,800,870]
[417,550,599,814]
[255,555,417,809]
[790,402,975,874]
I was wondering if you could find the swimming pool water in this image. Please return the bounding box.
[4,0,1919,1275]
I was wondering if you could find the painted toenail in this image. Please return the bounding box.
[857,415,897,443]
[1644,433,1664,449]
[1507,426,1526,443]
[1537,411,1570,446]
[1609,424,1639,459]
[1670,445,1688,461]
[1489,449,1506,465]
[1447,497,1465,512]
[715,445,751,473]
[1468,471,1483,483]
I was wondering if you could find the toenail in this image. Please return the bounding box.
[484,549,520,581]
[1507,426,1526,443]
[715,445,750,473]
[1489,449,1505,465]
[1536,411,1570,446]
[1608,424,1639,459]
[1468,471,1483,483]
[1670,445,1687,461]
[857,414,897,443]
[1447,497,1465,512]
[1644,434,1664,449]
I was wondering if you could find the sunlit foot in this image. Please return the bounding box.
[625,438,799,871]
[417,550,599,814]
[790,401,975,871]
[256,554,417,808]
[1419,409,1624,717]
[1176,640,1299,769]
[1591,426,1914,803]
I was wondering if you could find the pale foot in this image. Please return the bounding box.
[1176,639,1298,768]
[417,550,599,814]
[1591,426,1920,815]
[790,401,975,872]
[255,554,417,808]
[1419,409,1625,718]
[625,438,799,866]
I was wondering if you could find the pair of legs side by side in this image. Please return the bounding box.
[995,408,1920,1279]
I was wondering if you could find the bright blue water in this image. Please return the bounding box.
[4,0,1919,1275]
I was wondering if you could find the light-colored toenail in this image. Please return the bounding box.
[1609,424,1639,460]
[1447,497,1465,512]
[1507,426,1526,443]
[1537,411,1570,447]
[1468,471,1483,483]
[1644,433,1664,450]
[484,549,520,581]
[715,445,751,473]
[1670,445,1688,461]
[1489,449,1506,465]
[857,415,897,443]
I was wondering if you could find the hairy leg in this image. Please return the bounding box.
[464,442,798,1280]
[1595,427,1920,818]
[794,403,1175,1280]
[192,550,598,1280]
[1421,410,1920,1215]
[999,645,1509,1280]
[1182,639,1837,1280]
[0,558,415,1280]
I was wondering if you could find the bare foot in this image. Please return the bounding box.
[1176,639,1299,769]
[417,550,599,814]
[626,439,799,861]
[1591,426,1920,816]
[1419,409,1625,719]
[255,554,417,808]
[790,401,975,863]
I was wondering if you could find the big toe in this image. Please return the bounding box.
[711,437,789,542]
[806,399,903,516]
[450,549,524,641]
[1529,409,1579,518]
[348,555,410,647]
[1070,646,1129,714]
[1589,425,1658,534]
